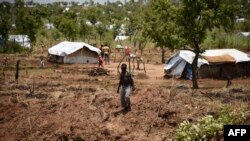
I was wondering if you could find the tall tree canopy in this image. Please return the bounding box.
[178,0,238,88]
[0,2,12,44]
[143,0,181,63]
[14,0,43,49]
[52,9,78,41]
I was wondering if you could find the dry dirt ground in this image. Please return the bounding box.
[0,54,250,141]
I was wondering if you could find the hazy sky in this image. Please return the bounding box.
[0,0,125,4]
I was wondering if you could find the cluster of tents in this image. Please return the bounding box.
[47,41,250,79]
[164,49,250,79]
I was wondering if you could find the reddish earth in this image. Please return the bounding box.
[0,55,250,141]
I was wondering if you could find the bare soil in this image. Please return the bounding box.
[0,54,250,141]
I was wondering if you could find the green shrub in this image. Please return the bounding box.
[235,19,250,31]
[202,28,249,50]
[175,106,250,141]
[0,41,29,53]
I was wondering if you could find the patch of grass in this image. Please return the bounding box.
[202,28,249,50]
[0,41,30,54]
[210,87,229,95]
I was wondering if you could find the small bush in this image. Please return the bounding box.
[202,28,249,50]
[175,106,250,141]
[0,41,29,53]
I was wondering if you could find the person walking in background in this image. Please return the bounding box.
[102,44,110,65]
[40,56,45,68]
[124,46,131,62]
[117,63,135,112]
[98,55,104,68]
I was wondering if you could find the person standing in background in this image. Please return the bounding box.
[98,54,104,68]
[102,44,110,65]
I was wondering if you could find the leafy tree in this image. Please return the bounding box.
[26,8,43,44]
[134,35,148,55]
[51,29,61,41]
[0,2,12,46]
[112,22,122,40]
[238,0,250,19]
[126,2,148,54]
[143,0,181,63]
[86,7,102,26]
[79,19,93,42]
[96,23,107,44]
[59,18,78,41]
[14,0,43,51]
[14,0,26,40]
[105,2,126,22]
[51,8,78,41]
[178,0,237,88]
[126,6,142,41]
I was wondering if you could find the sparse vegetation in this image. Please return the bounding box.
[202,28,249,50]
[175,106,250,141]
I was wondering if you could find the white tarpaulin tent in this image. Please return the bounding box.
[115,36,129,41]
[201,49,250,63]
[9,35,31,48]
[48,41,101,64]
[164,50,208,79]
[164,49,250,79]
[239,32,250,37]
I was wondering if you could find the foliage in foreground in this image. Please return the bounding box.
[175,106,250,141]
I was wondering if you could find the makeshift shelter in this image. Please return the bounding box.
[199,49,250,79]
[164,49,250,79]
[164,50,207,79]
[115,36,129,41]
[239,32,250,37]
[9,35,31,48]
[115,44,123,49]
[48,41,101,64]
[44,23,55,30]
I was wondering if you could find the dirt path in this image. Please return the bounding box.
[105,62,164,75]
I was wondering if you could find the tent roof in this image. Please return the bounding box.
[8,35,31,48]
[239,32,250,37]
[202,55,235,63]
[9,35,30,42]
[48,41,101,56]
[164,49,250,78]
[115,44,123,49]
[115,36,129,41]
[178,50,208,67]
[201,49,250,63]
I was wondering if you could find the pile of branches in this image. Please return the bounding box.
[88,68,110,76]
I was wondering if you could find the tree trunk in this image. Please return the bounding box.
[99,35,102,45]
[161,47,165,64]
[192,42,200,89]
[192,52,199,89]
